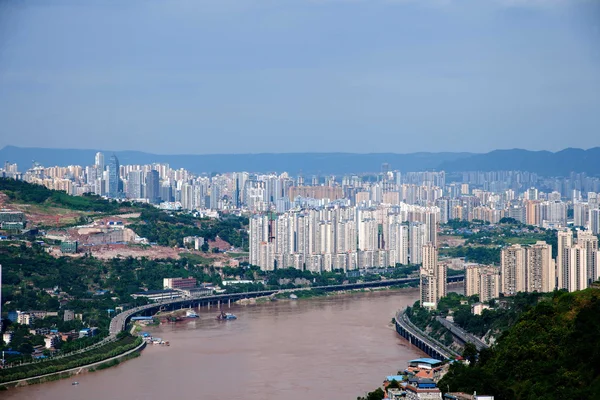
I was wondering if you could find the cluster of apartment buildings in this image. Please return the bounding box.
[249,203,439,272]
[2,158,599,235]
[464,230,599,304]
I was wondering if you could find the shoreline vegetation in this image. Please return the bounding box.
[0,335,145,389]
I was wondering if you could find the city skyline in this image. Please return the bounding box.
[1,1,599,154]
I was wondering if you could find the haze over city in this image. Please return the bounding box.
[2,2,600,400]
[1,0,599,154]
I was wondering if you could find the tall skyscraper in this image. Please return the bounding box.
[420,243,445,309]
[107,155,121,198]
[501,244,527,295]
[95,152,105,171]
[557,230,573,290]
[590,209,600,235]
[526,241,554,293]
[145,170,160,204]
[409,222,426,265]
[126,170,144,199]
[577,230,599,286]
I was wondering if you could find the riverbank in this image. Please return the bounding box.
[0,339,146,390]
[3,289,423,400]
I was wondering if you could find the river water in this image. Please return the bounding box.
[5,289,424,400]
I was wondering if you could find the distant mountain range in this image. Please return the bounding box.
[1,145,599,176]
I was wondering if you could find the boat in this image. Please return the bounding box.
[289,294,298,300]
[72,382,79,386]
[185,309,199,318]
[216,311,237,320]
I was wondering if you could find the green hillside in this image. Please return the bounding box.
[0,178,123,213]
[439,288,600,399]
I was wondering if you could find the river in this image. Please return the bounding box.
[5,289,424,400]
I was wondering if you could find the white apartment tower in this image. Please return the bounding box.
[420,243,446,309]
[526,241,555,293]
[465,264,500,302]
[501,244,527,295]
[557,230,573,290]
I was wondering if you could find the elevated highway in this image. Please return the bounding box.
[395,310,460,360]
[110,275,464,335]
[435,316,489,352]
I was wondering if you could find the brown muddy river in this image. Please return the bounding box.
[5,289,425,400]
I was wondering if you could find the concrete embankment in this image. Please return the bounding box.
[0,341,147,389]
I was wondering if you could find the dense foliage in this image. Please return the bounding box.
[440,246,501,265]
[0,335,142,383]
[439,288,600,399]
[129,207,249,249]
[0,178,123,213]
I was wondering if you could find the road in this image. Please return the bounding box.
[397,310,460,359]
[435,316,489,352]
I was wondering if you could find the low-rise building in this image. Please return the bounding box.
[405,378,442,400]
[30,327,51,336]
[132,289,182,301]
[78,327,99,338]
[17,311,33,325]
[60,330,80,341]
[183,236,205,250]
[471,302,491,315]
[60,240,78,253]
[3,331,13,344]
[64,309,75,321]
[44,334,61,349]
[163,277,197,290]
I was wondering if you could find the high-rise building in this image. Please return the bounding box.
[557,230,573,290]
[388,223,408,265]
[479,267,501,302]
[145,170,160,204]
[209,184,220,210]
[95,152,104,172]
[126,170,143,199]
[465,264,500,302]
[409,222,426,265]
[526,241,554,293]
[420,244,445,309]
[107,155,121,198]
[577,230,599,287]
[501,244,527,295]
[589,208,600,235]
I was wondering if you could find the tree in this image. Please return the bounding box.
[462,342,478,365]
[387,379,401,389]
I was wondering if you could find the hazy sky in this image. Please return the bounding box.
[0,0,599,154]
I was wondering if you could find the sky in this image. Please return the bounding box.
[0,0,599,155]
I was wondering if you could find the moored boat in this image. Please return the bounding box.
[216,311,237,320]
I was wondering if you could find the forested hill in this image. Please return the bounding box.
[0,178,124,212]
[439,288,600,400]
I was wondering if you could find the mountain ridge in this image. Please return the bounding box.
[1,145,599,176]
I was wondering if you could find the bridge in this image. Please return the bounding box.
[110,275,464,335]
[395,309,460,361]
[435,316,489,352]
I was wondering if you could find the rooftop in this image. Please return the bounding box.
[409,358,443,366]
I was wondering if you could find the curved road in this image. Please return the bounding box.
[435,316,489,352]
[397,310,460,359]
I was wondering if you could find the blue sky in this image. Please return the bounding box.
[0,0,598,154]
